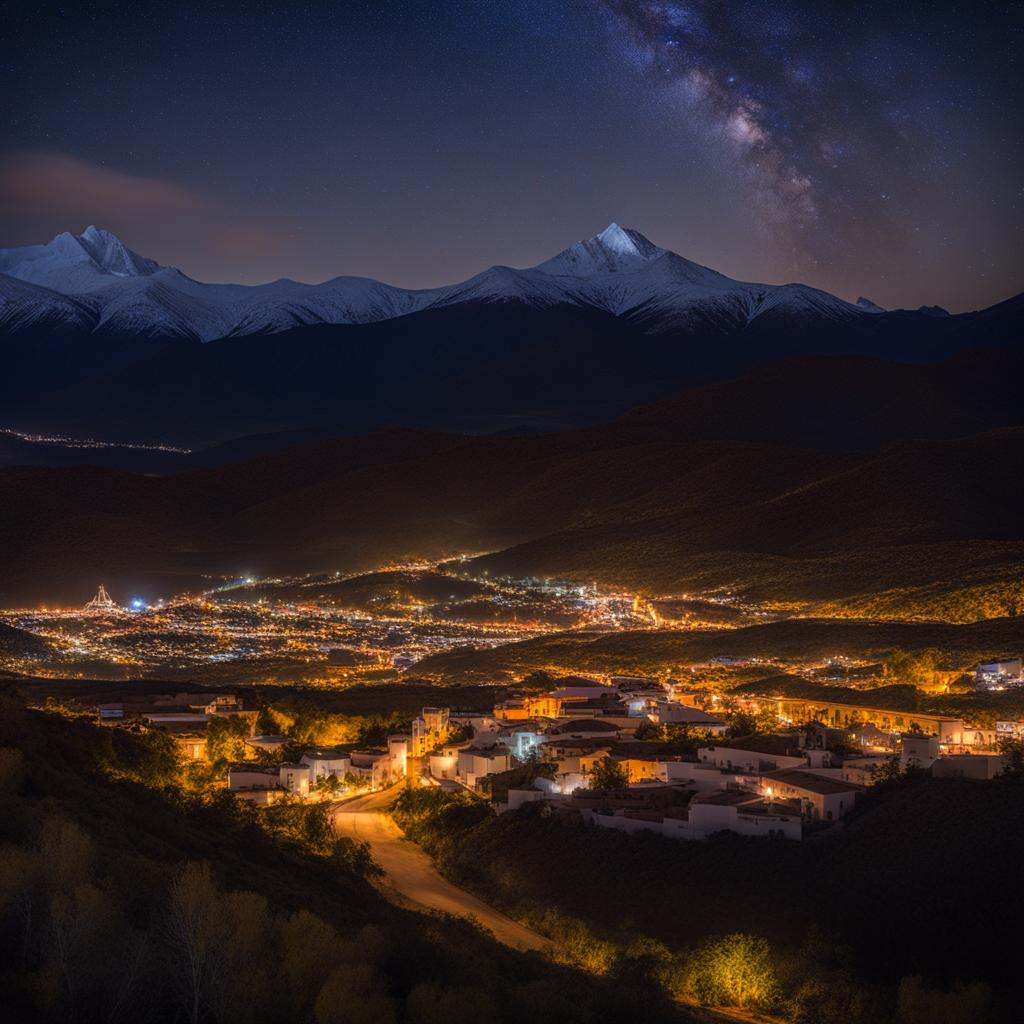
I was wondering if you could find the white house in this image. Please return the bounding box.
[499,725,544,760]
[245,734,291,753]
[300,748,352,780]
[429,741,471,781]
[655,760,760,792]
[228,766,281,792]
[349,748,400,789]
[457,746,513,788]
[761,768,862,821]
[654,701,728,733]
[545,718,622,741]
[279,763,311,797]
[697,743,806,775]
[583,790,802,841]
[388,735,409,780]
[411,707,450,757]
[681,790,803,840]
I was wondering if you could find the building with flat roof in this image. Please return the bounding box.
[762,768,863,821]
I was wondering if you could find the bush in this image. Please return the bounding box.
[896,976,996,1024]
[682,933,780,1010]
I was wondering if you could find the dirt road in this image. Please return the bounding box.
[333,786,549,952]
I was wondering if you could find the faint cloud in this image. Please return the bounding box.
[207,222,284,261]
[0,150,206,220]
[0,150,292,283]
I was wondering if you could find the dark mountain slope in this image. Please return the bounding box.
[4,288,1021,448]
[1,394,1021,613]
[616,348,1024,449]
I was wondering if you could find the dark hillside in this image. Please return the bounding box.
[2,356,1021,612]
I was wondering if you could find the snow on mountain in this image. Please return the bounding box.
[0,226,159,294]
[534,222,665,275]
[747,282,865,323]
[0,221,879,341]
[226,277,445,336]
[530,224,763,330]
[87,272,240,339]
[75,225,160,278]
[0,272,97,333]
[429,265,572,310]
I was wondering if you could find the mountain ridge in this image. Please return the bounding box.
[0,221,921,342]
[2,222,1021,449]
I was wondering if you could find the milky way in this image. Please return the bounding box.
[597,0,1022,284]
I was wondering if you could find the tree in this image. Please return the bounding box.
[658,724,715,755]
[870,756,904,785]
[884,648,944,689]
[205,715,251,766]
[684,933,780,1010]
[444,723,473,746]
[343,771,372,792]
[633,720,662,741]
[754,706,782,734]
[588,757,629,791]
[254,705,278,735]
[165,863,221,1024]
[727,711,758,738]
[896,975,995,1024]
[315,773,341,796]
[997,736,1024,776]
[519,670,555,691]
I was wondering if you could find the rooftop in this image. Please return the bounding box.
[547,718,620,735]
[706,734,803,757]
[692,789,761,807]
[764,768,864,795]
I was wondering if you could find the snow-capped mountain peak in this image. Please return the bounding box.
[0,226,160,293]
[75,225,159,278]
[534,222,666,276]
[595,222,661,258]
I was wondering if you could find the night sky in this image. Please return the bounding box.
[3,1,1021,311]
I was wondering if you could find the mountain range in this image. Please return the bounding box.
[2,223,1021,447]
[0,222,894,340]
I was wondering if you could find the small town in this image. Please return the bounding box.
[81,661,1024,844]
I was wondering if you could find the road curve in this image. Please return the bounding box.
[332,786,550,953]
[333,788,780,1024]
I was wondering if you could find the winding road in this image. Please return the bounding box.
[333,786,781,1024]
[332,785,549,952]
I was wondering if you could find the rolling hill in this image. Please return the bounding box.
[1,351,1021,615]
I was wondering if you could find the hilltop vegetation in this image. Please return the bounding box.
[413,615,1024,683]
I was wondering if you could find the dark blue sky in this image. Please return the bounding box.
[3,0,1021,310]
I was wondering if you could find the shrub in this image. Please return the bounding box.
[682,933,780,1010]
